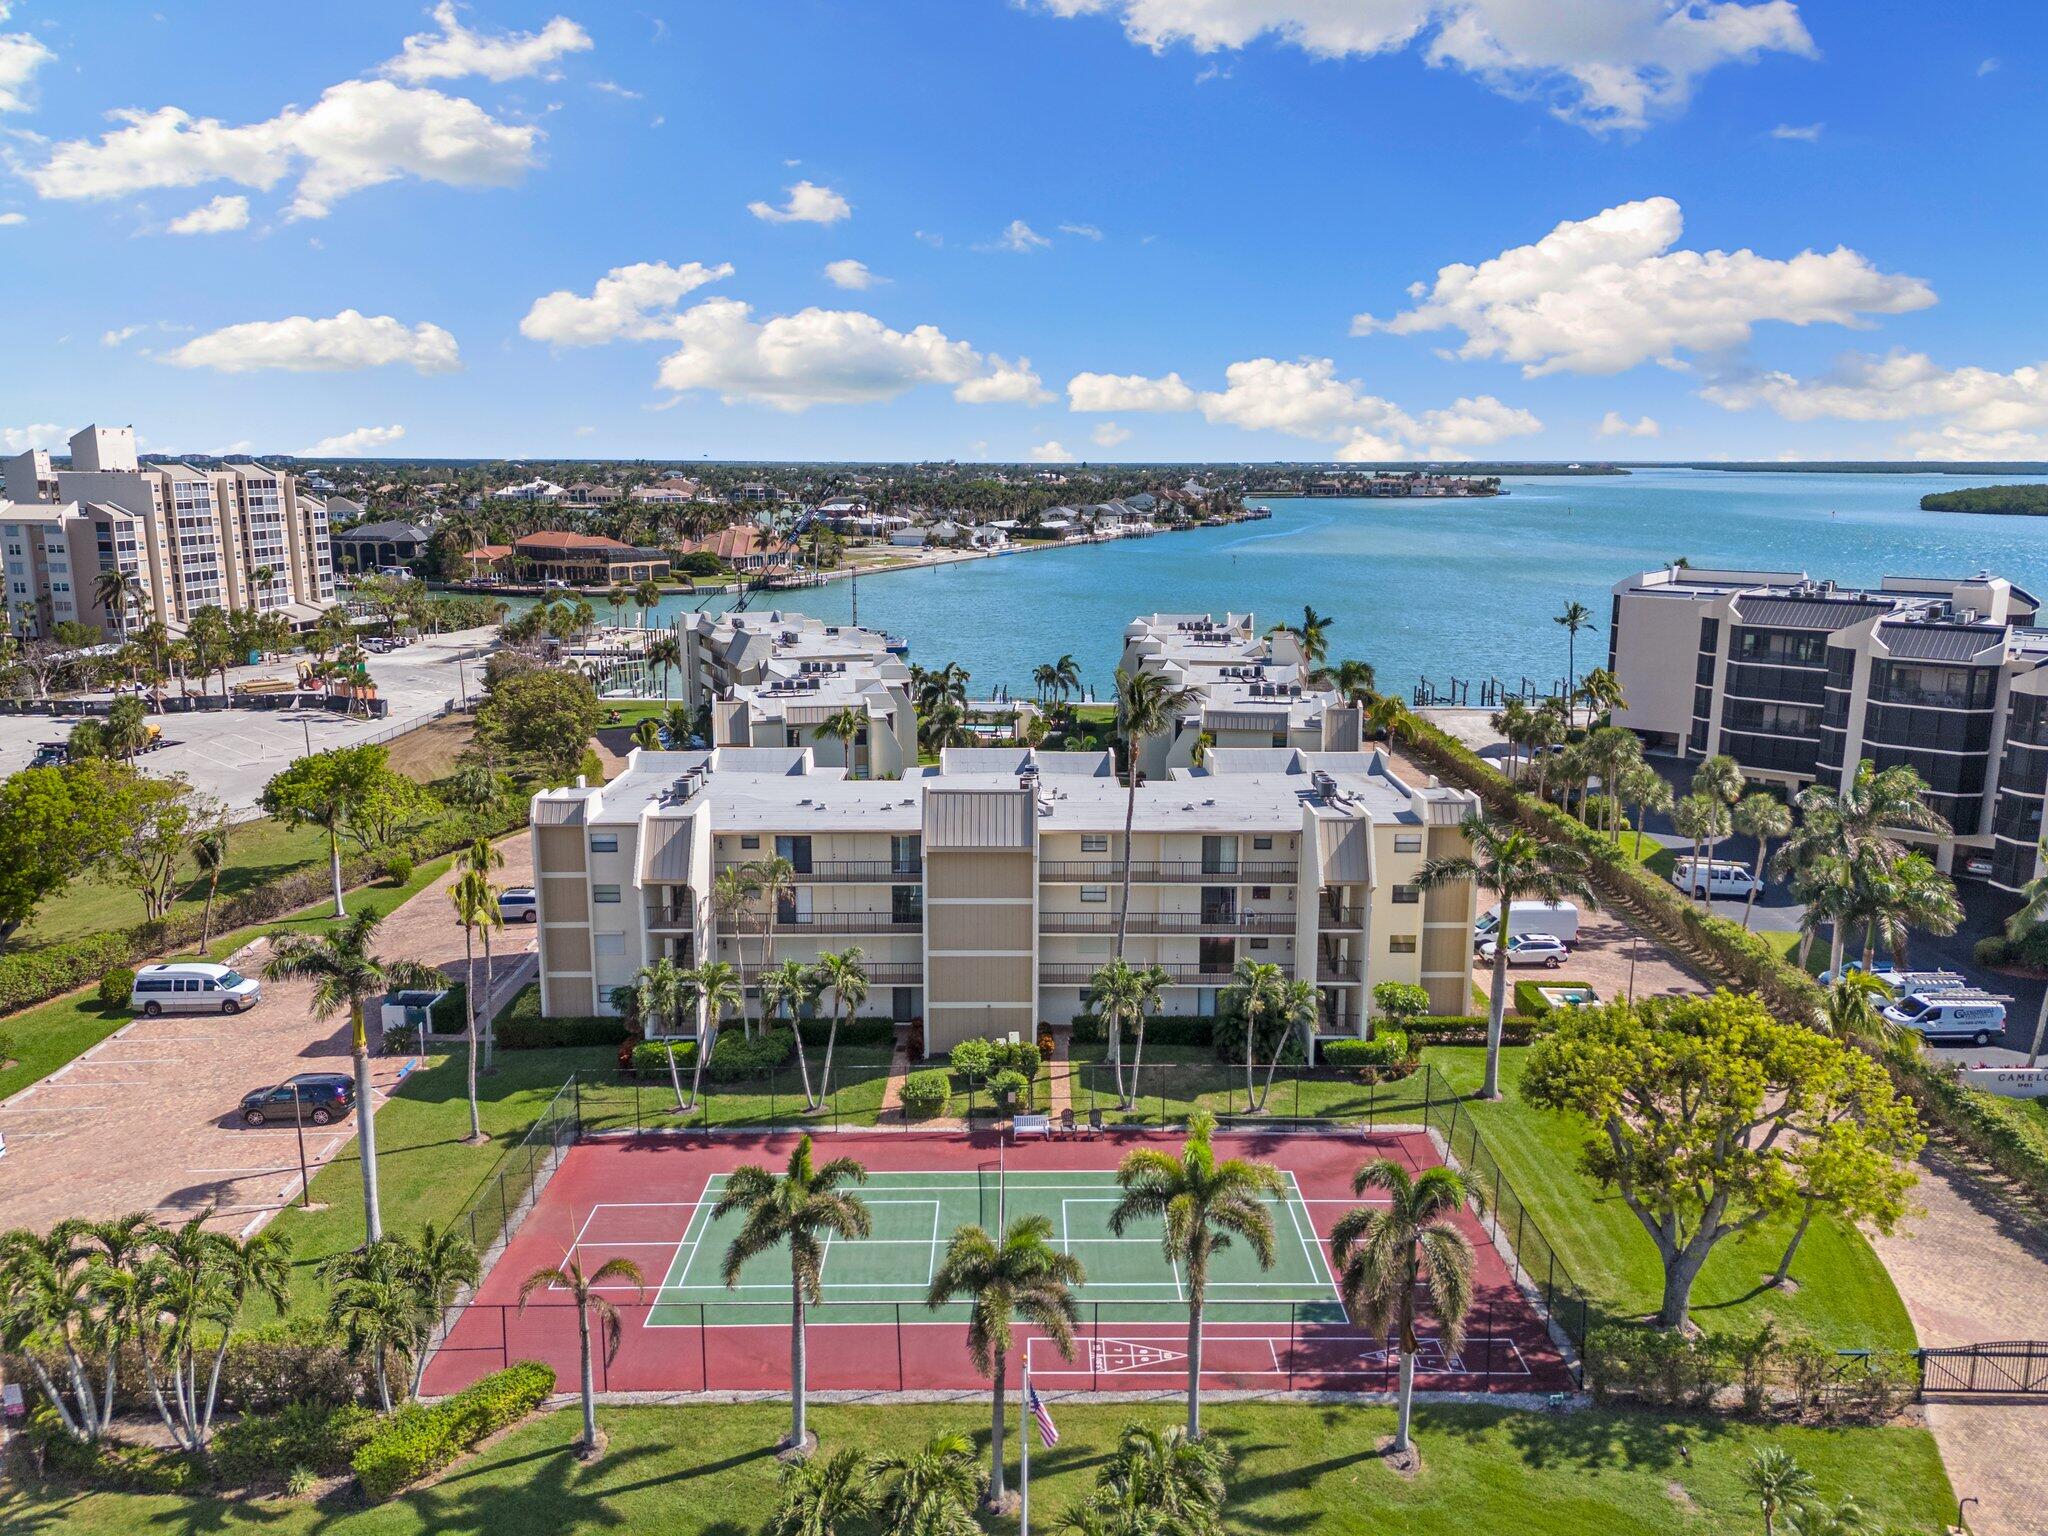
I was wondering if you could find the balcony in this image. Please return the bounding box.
[718,859,922,882]
[1039,860,1297,883]
[1317,960,1364,984]
[1039,963,1291,987]
[771,910,922,934]
[646,904,694,931]
[745,960,922,986]
[1040,911,1293,936]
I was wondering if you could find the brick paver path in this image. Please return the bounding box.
[1868,1149,2048,1536]
[0,835,534,1235]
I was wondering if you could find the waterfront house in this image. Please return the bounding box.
[513,530,670,585]
[331,519,430,574]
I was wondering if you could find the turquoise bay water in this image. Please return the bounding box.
[653,470,2048,700]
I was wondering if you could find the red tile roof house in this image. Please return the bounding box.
[676,525,799,574]
[512,530,671,585]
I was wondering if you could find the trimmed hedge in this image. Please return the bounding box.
[212,1402,376,1484]
[1587,1323,1916,1425]
[1069,1013,1219,1047]
[28,1411,201,1492]
[500,1014,625,1049]
[707,1026,794,1082]
[1512,977,1600,1016]
[900,1068,951,1119]
[629,1039,697,1074]
[794,1015,895,1049]
[353,1360,554,1501]
[1322,1031,1410,1069]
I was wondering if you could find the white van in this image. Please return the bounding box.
[1881,991,2007,1046]
[1473,900,1580,949]
[1672,858,1762,901]
[131,962,262,1017]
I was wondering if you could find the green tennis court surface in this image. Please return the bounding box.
[575,1169,1348,1326]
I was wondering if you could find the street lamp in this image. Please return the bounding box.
[288,1080,312,1209]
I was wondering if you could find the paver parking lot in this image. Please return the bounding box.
[1474,903,1707,1013]
[0,835,533,1235]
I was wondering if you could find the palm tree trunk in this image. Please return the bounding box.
[481,927,496,1072]
[789,1278,808,1450]
[2027,989,2048,1069]
[578,1306,598,1450]
[327,822,347,917]
[351,1006,384,1242]
[790,1005,818,1109]
[820,1006,844,1104]
[1127,1017,1147,1111]
[201,874,219,950]
[463,928,483,1142]
[1744,840,1767,929]
[686,1017,714,1112]
[665,1034,687,1112]
[989,1347,1008,1502]
[1483,930,1511,1101]
[1185,1282,1205,1441]
[1243,1007,1257,1110]
[1393,1348,1417,1454]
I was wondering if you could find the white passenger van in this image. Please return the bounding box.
[1473,900,1580,949]
[1672,858,1762,900]
[130,962,263,1017]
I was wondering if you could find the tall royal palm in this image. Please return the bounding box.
[1110,1109,1281,1439]
[1732,792,1793,929]
[714,864,765,1038]
[1111,668,1199,956]
[925,1215,1083,1507]
[632,956,690,1110]
[1553,600,1594,725]
[449,870,499,1142]
[2005,836,2048,1066]
[716,1135,871,1454]
[263,910,439,1242]
[761,958,822,1109]
[1221,958,1286,1110]
[1330,1158,1479,1457]
[1416,814,1596,1100]
[647,633,683,703]
[680,959,743,1111]
[812,947,869,1102]
[518,1255,644,1455]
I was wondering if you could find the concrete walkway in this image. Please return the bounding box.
[1868,1149,2048,1536]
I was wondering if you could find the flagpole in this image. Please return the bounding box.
[1020,1366,1031,1536]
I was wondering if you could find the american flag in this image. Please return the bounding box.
[1027,1383,1059,1447]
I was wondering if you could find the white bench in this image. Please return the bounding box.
[1012,1112,1051,1141]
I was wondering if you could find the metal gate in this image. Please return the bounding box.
[1919,1341,2048,1396]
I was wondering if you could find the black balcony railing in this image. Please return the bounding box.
[718,859,922,882]
[743,961,923,985]
[1040,911,1294,936]
[646,905,694,930]
[771,911,922,933]
[1037,964,1288,986]
[1038,860,1298,883]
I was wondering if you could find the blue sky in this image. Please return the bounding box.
[1,0,2044,463]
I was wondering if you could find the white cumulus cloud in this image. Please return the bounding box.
[1030,0,1815,130]
[382,2,592,83]
[1701,351,2048,459]
[1029,440,1077,463]
[982,219,1051,253]
[0,23,52,114]
[823,258,883,290]
[1092,421,1132,448]
[519,259,735,345]
[102,324,146,347]
[1598,411,1661,437]
[27,79,539,220]
[1361,196,1935,377]
[167,193,250,234]
[747,180,851,224]
[1059,222,1104,240]
[1067,356,1540,458]
[303,423,407,456]
[164,310,462,374]
[0,422,59,452]
[0,211,24,226]
[954,357,1053,405]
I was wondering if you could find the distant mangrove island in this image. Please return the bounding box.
[1919,484,2048,516]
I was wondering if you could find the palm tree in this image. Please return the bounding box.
[1855,850,1962,970]
[714,864,765,1038]
[2003,837,2048,1066]
[1081,1420,1232,1536]
[1111,668,1200,956]
[1362,693,1414,746]
[1692,752,1747,811]
[0,1225,115,1440]
[875,1432,984,1536]
[1783,1497,1871,1536]
[773,1447,880,1536]
[93,566,145,638]
[1819,971,1898,1047]
[191,818,231,950]
[679,959,743,1111]
[1329,657,1376,705]
[761,957,822,1109]
[715,1136,872,1454]
[1032,662,1058,705]
[134,1216,290,1452]
[1088,958,1141,1106]
[812,947,869,1103]
[1330,1158,1479,1457]
[633,956,691,1109]
[460,836,505,1070]
[449,870,500,1142]
[1416,814,1595,1099]
[646,633,683,703]
[1731,792,1792,928]
[321,1239,425,1412]
[518,1255,644,1454]
[1553,600,1594,724]
[1671,794,1731,901]
[633,576,663,629]
[1615,761,1673,861]
[1743,1446,1819,1536]
[820,704,867,777]
[1109,1109,1281,1439]
[1053,652,1082,704]
[262,911,439,1242]
[1520,699,1566,797]
[1490,697,1531,782]
[925,1215,1083,1506]
[1575,666,1625,725]
[1221,958,1286,1110]
[401,1223,480,1395]
[605,584,630,630]
[1268,605,1334,669]
[633,717,662,751]
[1579,725,1643,836]
[1123,962,1171,1109]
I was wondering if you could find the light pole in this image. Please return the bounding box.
[289,1081,312,1208]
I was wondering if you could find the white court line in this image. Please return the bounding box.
[926,1201,941,1287]
[1283,1171,1344,1295]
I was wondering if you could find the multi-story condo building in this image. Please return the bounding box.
[1118,612,1360,777]
[1608,564,2048,886]
[527,743,1479,1053]
[0,423,336,637]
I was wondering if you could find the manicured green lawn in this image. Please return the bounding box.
[1423,1046,1918,1351]
[1606,827,1677,879]
[0,1399,1954,1536]
[0,854,464,1102]
[574,1050,896,1133]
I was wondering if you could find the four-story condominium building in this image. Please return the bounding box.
[1608,564,2048,889]
[0,423,336,638]
[528,743,1479,1053]
[1118,613,1360,777]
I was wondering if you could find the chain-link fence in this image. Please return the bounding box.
[448,1073,579,1264]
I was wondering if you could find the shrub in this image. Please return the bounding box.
[214,1317,362,1413]
[629,1039,696,1074]
[900,1069,950,1119]
[1070,1013,1216,1047]
[1370,981,1430,1022]
[988,1068,1030,1106]
[1974,935,2014,968]
[98,967,137,1009]
[707,1027,793,1082]
[991,1038,1042,1078]
[794,1016,895,1049]
[381,853,415,886]
[213,1402,376,1484]
[1399,1014,1539,1045]
[1322,1031,1409,1069]
[1513,978,1598,1017]
[352,1360,554,1501]
[28,1409,201,1492]
[500,1013,624,1049]
[949,1038,995,1083]
[1586,1325,1729,1410]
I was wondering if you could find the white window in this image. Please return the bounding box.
[590,832,619,853]
[1394,834,1422,854]
[1081,835,1108,853]
[593,884,622,904]
[1080,886,1109,903]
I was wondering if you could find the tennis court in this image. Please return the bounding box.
[423,1128,1573,1398]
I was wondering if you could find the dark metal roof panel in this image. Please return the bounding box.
[1876,624,2005,663]
[1731,596,1894,630]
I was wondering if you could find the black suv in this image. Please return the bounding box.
[240,1073,355,1126]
